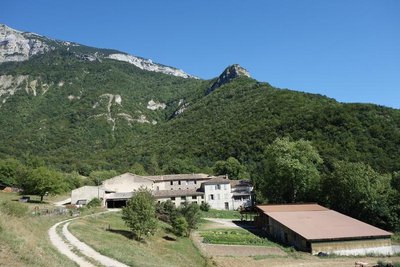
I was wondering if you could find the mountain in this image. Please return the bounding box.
[0,24,195,78]
[0,23,400,178]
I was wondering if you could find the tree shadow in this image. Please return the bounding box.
[106,228,133,239]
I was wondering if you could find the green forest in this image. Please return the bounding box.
[1,44,400,231]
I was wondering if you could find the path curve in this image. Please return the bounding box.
[48,211,129,267]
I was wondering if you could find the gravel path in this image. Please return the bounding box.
[48,211,129,267]
[48,219,95,267]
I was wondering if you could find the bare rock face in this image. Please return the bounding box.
[206,64,251,95]
[107,53,196,79]
[0,24,50,63]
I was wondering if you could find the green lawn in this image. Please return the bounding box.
[200,229,277,246]
[200,209,241,219]
[69,211,211,267]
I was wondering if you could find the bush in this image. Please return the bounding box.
[0,201,28,217]
[200,202,210,212]
[86,198,101,208]
[156,200,177,223]
[171,215,189,237]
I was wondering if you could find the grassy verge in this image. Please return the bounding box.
[392,233,400,245]
[68,211,212,267]
[200,209,241,219]
[0,192,76,267]
[200,229,277,246]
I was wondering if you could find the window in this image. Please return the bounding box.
[192,196,197,200]
[216,184,221,190]
[223,184,227,190]
[201,195,204,199]
[171,197,175,201]
[181,196,186,200]
[170,181,173,186]
[194,180,197,184]
[178,181,181,185]
[209,194,214,200]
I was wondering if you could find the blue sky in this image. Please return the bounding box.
[2,0,399,108]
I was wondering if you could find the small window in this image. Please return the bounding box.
[170,181,173,186]
[171,197,175,201]
[192,196,197,200]
[216,184,221,190]
[209,194,214,200]
[194,180,197,184]
[178,181,181,185]
[201,195,204,199]
[181,196,186,200]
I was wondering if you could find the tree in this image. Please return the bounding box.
[129,162,147,176]
[19,167,64,202]
[213,157,249,180]
[323,161,398,230]
[179,202,201,233]
[122,188,157,240]
[260,137,323,203]
[88,170,118,186]
[0,158,25,186]
[171,215,189,237]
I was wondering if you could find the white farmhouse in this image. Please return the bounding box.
[70,173,253,210]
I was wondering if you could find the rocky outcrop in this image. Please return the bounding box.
[206,64,251,95]
[107,53,196,79]
[0,24,51,63]
[147,99,166,110]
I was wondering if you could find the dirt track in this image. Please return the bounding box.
[48,211,128,267]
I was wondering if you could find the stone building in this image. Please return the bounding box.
[71,173,253,210]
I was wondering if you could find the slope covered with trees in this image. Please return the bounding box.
[1,31,400,230]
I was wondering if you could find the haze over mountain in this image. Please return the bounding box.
[0,24,399,178]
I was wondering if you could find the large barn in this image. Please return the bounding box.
[255,204,393,255]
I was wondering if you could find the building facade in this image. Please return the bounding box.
[71,173,253,210]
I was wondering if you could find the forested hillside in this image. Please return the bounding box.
[1,25,400,230]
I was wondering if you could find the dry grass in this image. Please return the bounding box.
[0,192,76,267]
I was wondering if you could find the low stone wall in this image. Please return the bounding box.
[311,238,392,255]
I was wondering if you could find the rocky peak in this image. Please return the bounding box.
[0,24,50,63]
[206,64,251,95]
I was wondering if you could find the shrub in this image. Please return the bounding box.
[87,198,101,208]
[200,202,210,212]
[171,215,189,237]
[0,201,28,217]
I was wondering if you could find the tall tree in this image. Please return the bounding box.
[0,158,25,186]
[122,188,157,241]
[323,161,398,230]
[259,137,323,203]
[20,167,64,202]
[213,157,249,180]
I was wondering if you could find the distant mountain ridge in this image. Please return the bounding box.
[0,24,195,78]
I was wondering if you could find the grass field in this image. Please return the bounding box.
[68,211,212,267]
[200,229,277,246]
[200,209,241,219]
[0,192,76,267]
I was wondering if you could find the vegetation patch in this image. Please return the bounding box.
[69,211,209,267]
[200,229,276,246]
[200,209,241,219]
[0,200,28,217]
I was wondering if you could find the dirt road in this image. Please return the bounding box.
[48,211,129,267]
